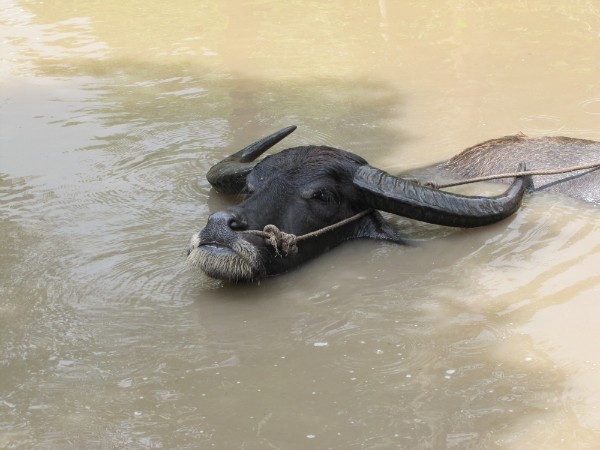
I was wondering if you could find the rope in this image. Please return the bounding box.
[427,162,600,189]
[242,209,373,256]
[241,161,600,257]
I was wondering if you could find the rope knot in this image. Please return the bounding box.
[263,224,298,256]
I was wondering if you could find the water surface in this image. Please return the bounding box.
[1,1,600,448]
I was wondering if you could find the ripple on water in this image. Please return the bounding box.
[110,119,228,172]
[580,97,600,115]
[519,114,564,134]
[0,174,37,220]
[288,293,445,385]
[68,212,198,307]
[457,196,600,308]
[42,114,242,306]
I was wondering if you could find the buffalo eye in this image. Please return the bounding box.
[311,189,337,204]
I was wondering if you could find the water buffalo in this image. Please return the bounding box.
[188,126,599,282]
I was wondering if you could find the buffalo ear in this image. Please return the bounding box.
[207,126,297,194]
[352,210,405,243]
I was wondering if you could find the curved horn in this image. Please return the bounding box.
[354,163,528,227]
[206,125,297,194]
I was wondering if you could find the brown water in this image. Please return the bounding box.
[1,1,600,448]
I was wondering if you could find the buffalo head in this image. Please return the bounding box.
[188,126,527,282]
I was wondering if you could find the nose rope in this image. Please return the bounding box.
[427,161,600,189]
[242,209,373,256]
[239,161,600,256]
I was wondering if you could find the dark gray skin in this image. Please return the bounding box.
[187,127,598,283]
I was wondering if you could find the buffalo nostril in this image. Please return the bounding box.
[228,215,248,231]
[206,210,248,231]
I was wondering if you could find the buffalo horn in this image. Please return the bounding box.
[206,125,297,194]
[354,163,528,227]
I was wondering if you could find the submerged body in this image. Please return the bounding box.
[432,134,600,204]
[188,128,599,283]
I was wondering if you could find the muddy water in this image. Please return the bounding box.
[1,0,600,448]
